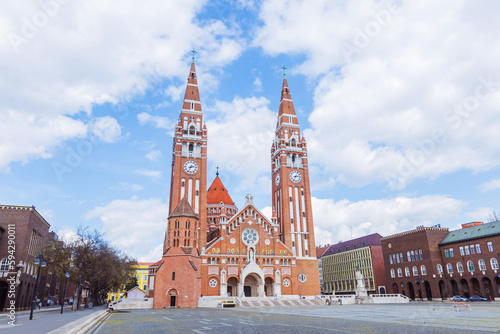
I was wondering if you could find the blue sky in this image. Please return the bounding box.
[1,0,500,261]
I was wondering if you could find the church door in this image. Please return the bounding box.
[170,295,176,306]
[244,286,251,297]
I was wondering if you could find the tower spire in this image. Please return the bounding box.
[191,48,197,63]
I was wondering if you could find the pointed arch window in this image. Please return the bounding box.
[446,263,453,274]
[421,265,427,275]
[412,266,418,276]
[437,264,443,274]
[405,267,410,277]
[456,262,464,273]
[478,259,486,271]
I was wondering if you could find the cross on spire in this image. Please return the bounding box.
[282,65,287,77]
[216,165,220,177]
[191,48,197,63]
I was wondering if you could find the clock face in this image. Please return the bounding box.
[289,170,302,183]
[275,174,280,186]
[183,160,198,174]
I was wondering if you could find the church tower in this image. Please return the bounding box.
[271,73,320,295]
[168,54,208,248]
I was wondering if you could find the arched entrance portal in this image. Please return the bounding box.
[494,276,500,297]
[460,279,470,298]
[0,281,8,310]
[227,277,238,297]
[379,287,386,294]
[407,282,415,300]
[244,274,260,297]
[424,281,432,300]
[482,277,493,300]
[438,280,446,300]
[450,280,459,296]
[471,278,480,295]
[392,283,399,294]
[264,277,274,297]
[168,289,177,307]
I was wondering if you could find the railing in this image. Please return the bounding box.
[371,294,410,300]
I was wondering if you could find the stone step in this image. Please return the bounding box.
[238,298,324,307]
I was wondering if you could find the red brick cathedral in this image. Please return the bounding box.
[152,59,320,308]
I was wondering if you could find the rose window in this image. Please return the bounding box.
[283,278,290,287]
[209,279,217,287]
[242,228,259,246]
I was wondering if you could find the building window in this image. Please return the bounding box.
[459,246,465,256]
[405,267,410,277]
[444,249,449,258]
[407,251,411,262]
[449,248,454,257]
[390,269,395,278]
[487,242,494,252]
[470,245,475,255]
[298,274,307,282]
[396,253,400,263]
[0,259,9,271]
[437,264,443,274]
[137,274,140,281]
[476,244,481,254]
[419,249,423,260]
[457,262,464,273]
[400,253,404,263]
[397,268,402,277]
[389,255,393,265]
[172,272,176,281]
[411,250,415,261]
[412,266,418,276]
[209,278,218,287]
[491,258,499,270]
[464,245,470,255]
[447,263,453,274]
[478,260,486,271]
[421,265,427,275]
[467,261,474,272]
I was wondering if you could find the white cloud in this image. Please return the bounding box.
[137,112,172,130]
[86,197,168,260]
[136,170,163,179]
[206,96,276,193]
[0,112,87,171]
[165,84,185,102]
[145,150,162,162]
[109,182,144,191]
[0,0,244,169]
[255,0,500,189]
[91,116,121,143]
[479,178,500,192]
[311,195,465,245]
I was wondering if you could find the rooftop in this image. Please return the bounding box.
[207,176,234,205]
[321,233,383,257]
[439,220,500,246]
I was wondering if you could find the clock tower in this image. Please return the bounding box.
[271,72,319,295]
[169,55,208,248]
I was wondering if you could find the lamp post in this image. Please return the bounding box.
[29,254,46,320]
[61,270,70,314]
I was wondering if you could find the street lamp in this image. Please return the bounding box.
[29,254,46,320]
[415,279,423,301]
[61,270,70,314]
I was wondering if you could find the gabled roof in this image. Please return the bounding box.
[321,233,383,257]
[439,221,500,246]
[207,176,234,205]
[316,245,330,258]
[169,197,198,219]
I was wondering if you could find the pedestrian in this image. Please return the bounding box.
[38,302,42,310]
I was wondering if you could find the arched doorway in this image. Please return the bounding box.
[0,281,8,310]
[482,277,493,300]
[168,289,177,307]
[450,280,459,296]
[244,274,259,297]
[439,280,446,300]
[379,287,386,294]
[460,279,470,298]
[392,283,399,294]
[227,277,238,297]
[264,277,274,297]
[471,278,480,295]
[424,281,432,300]
[407,282,415,300]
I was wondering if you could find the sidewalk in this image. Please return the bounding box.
[0,304,107,333]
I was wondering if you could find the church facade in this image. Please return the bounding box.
[151,59,320,308]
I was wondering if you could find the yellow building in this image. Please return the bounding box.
[107,262,153,302]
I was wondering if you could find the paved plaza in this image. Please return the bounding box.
[90,303,500,334]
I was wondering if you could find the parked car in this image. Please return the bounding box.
[452,295,469,302]
[469,295,489,302]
